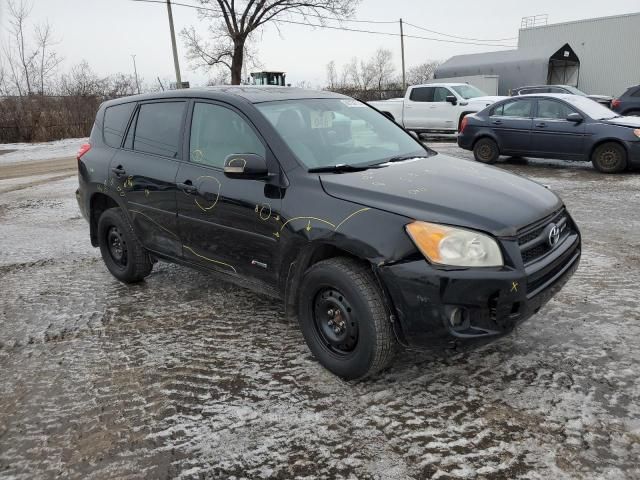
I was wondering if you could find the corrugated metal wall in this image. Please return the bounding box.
[518,13,640,96]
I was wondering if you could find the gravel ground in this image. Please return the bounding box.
[0,145,639,479]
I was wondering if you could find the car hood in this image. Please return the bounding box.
[603,116,640,128]
[319,154,562,237]
[587,94,613,101]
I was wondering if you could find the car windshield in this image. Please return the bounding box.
[562,95,618,119]
[562,85,588,96]
[255,98,426,169]
[451,85,487,99]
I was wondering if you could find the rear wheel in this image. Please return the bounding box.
[473,137,500,164]
[98,207,153,283]
[591,142,627,173]
[297,257,396,380]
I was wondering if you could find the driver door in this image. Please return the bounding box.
[176,101,281,285]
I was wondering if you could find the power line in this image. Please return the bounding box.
[130,0,517,48]
[402,20,518,42]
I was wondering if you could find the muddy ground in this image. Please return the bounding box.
[0,145,639,479]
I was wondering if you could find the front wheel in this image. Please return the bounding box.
[98,207,153,283]
[473,138,500,164]
[297,258,396,380]
[591,142,627,173]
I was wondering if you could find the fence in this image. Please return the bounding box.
[0,95,103,143]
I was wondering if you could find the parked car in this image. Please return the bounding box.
[368,83,505,134]
[511,85,613,108]
[77,87,580,379]
[459,93,640,173]
[611,84,640,116]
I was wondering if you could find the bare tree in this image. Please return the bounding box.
[326,60,337,89]
[406,61,441,86]
[370,48,394,94]
[59,60,106,97]
[34,22,62,94]
[1,0,62,96]
[181,0,359,85]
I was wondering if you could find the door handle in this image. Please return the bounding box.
[535,122,547,128]
[492,120,502,125]
[177,181,198,194]
[111,166,126,177]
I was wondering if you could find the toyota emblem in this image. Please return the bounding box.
[548,224,561,247]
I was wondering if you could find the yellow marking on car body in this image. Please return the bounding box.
[183,245,237,274]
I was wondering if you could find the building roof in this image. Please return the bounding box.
[437,48,549,72]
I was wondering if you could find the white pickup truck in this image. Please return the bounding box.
[369,83,505,134]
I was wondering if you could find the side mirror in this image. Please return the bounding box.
[445,95,458,105]
[566,112,583,123]
[407,130,420,141]
[223,154,269,180]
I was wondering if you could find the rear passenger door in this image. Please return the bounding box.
[488,99,534,154]
[176,101,281,286]
[530,98,585,160]
[109,100,186,258]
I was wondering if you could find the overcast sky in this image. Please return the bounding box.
[1,0,638,88]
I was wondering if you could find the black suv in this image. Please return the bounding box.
[612,85,640,116]
[76,87,581,379]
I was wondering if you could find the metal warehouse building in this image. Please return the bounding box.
[435,12,640,97]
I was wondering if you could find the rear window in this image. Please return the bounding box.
[492,99,533,118]
[103,103,136,148]
[409,87,434,102]
[133,102,186,158]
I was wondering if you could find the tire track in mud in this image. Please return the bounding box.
[1,153,640,479]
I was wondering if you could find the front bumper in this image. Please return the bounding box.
[377,231,580,349]
[625,140,640,167]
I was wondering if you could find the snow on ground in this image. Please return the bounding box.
[0,146,639,479]
[0,137,88,164]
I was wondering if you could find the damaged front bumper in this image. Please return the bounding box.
[377,232,580,349]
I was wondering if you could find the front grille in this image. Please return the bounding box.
[517,209,573,265]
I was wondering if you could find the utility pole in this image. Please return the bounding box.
[399,18,406,90]
[131,54,141,94]
[166,0,183,89]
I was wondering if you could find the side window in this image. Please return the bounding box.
[536,99,574,120]
[409,87,434,102]
[103,103,136,148]
[433,87,451,102]
[493,100,533,118]
[631,88,640,97]
[133,102,186,158]
[189,103,265,168]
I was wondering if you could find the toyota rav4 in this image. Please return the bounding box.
[76,86,581,380]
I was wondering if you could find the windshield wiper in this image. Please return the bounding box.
[383,155,429,164]
[308,163,383,173]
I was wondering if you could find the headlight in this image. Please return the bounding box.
[406,221,503,267]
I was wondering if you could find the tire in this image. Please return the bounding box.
[97,207,153,283]
[591,142,628,173]
[473,137,500,164]
[297,257,396,380]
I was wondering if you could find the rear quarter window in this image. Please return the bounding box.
[103,103,136,148]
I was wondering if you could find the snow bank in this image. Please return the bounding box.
[0,137,88,164]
